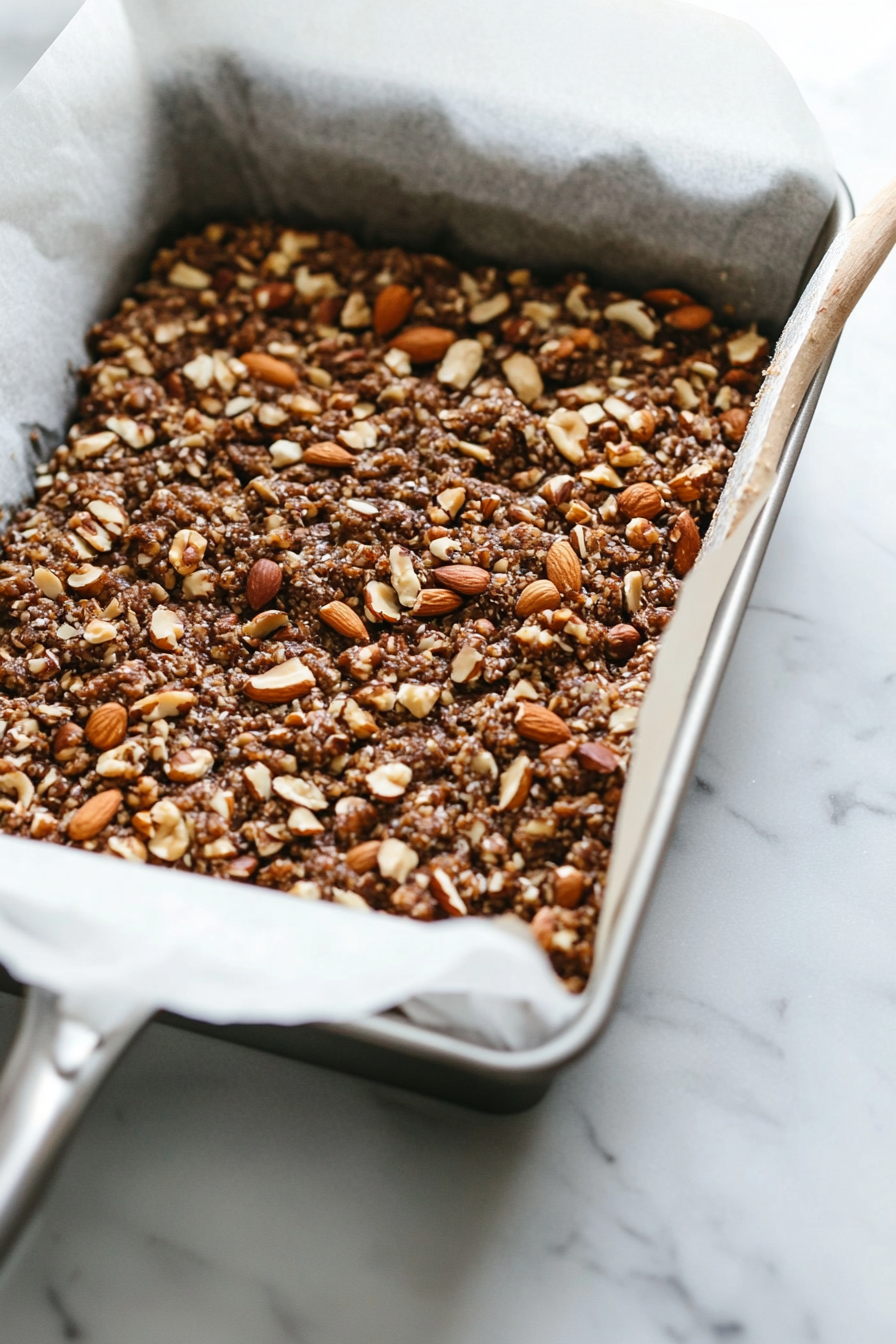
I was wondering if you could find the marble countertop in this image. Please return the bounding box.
[1,1,896,1339]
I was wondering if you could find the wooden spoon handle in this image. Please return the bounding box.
[707,176,896,545]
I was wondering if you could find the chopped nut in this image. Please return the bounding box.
[378,837,419,883]
[450,645,484,684]
[169,261,211,289]
[389,546,421,608]
[150,607,184,651]
[244,658,315,703]
[364,580,402,623]
[244,761,273,801]
[546,409,588,465]
[469,293,509,324]
[169,529,208,576]
[502,352,543,405]
[287,806,325,836]
[96,739,145,779]
[430,867,467,916]
[273,776,327,809]
[242,610,289,639]
[497,755,532,811]
[604,299,657,342]
[438,339,483,390]
[366,761,412,799]
[166,747,214,782]
[397,683,441,718]
[623,570,643,613]
[84,619,118,645]
[147,798,190,860]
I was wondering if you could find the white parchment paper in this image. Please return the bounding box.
[0,0,836,1048]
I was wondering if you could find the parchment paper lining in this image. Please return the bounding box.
[0,0,836,1047]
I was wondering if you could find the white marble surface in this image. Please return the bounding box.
[1,1,896,1339]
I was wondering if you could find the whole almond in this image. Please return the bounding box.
[345,839,382,873]
[606,623,641,662]
[515,579,561,618]
[373,283,414,336]
[241,351,299,387]
[618,482,663,519]
[413,589,463,617]
[576,741,621,773]
[244,657,316,704]
[671,510,701,576]
[389,326,456,363]
[252,282,296,312]
[69,788,123,841]
[246,558,282,610]
[665,304,713,331]
[434,564,490,596]
[545,539,582,593]
[303,441,356,467]
[320,600,368,641]
[85,702,128,750]
[515,703,571,745]
[642,287,693,308]
[553,865,587,909]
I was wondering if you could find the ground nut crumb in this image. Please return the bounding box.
[0,223,764,988]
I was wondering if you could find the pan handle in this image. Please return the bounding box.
[0,986,149,1263]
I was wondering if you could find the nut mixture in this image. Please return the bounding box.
[0,224,768,991]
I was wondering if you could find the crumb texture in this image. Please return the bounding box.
[0,224,767,988]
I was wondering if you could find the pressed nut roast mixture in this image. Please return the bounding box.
[0,223,768,990]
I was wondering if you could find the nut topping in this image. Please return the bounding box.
[373,283,414,336]
[545,539,582,593]
[366,761,413,799]
[413,589,463,617]
[618,482,663,519]
[576,741,621,773]
[169,528,208,576]
[496,755,533,811]
[389,546,422,608]
[430,868,467,917]
[241,351,299,387]
[68,789,122,841]
[671,510,701,575]
[377,837,419,883]
[364,580,402,624]
[437,339,483,390]
[389,326,456,363]
[545,409,588,465]
[502,352,543,405]
[345,839,381,873]
[514,703,571,745]
[85,702,128,750]
[303,441,356,467]
[246,558,283,610]
[516,580,561,618]
[319,600,368,642]
[244,658,316,703]
[433,565,490,596]
[150,607,184,651]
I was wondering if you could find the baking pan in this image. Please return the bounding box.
[0,178,854,1120]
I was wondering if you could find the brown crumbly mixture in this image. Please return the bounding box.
[0,222,766,991]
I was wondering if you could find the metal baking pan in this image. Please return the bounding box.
[0,177,854,1118]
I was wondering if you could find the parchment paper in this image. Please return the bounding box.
[0,0,836,1047]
